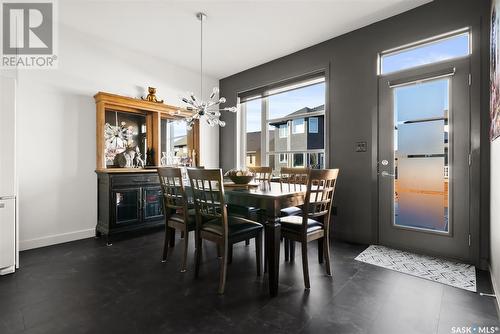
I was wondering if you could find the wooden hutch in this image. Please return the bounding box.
[94,92,199,244]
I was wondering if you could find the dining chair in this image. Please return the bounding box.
[158,167,196,273]
[279,168,339,289]
[279,167,310,216]
[248,166,272,184]
[279,167,311,261]
[187,168,263,294]
[232,166,272,248]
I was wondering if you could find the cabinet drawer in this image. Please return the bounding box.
[111,174,159,187]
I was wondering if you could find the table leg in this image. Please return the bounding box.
[265,218,281,297]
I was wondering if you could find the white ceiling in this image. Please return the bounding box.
[61,0,432,79]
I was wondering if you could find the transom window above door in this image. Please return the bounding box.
[239,74,326,173]
[379,29,470,75]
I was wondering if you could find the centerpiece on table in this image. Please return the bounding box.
[224,169,254,184]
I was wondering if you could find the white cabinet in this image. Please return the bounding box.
[0,76,18,275]
[0,77,16,198]
[0,198,16,274]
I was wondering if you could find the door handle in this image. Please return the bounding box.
[381,171,395,177]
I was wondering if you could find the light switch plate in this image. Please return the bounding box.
[355,141,367,152]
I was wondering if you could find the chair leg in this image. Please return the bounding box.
[181,229,189,273]
[318,238,324,264]
[218,242,228,295]
[194,231,202,278]
[256,232,262,276]
[245,239,250,246]
[228,245,233,264]
[162,225,171,262]
[264,240,268,273]
[290,241,296,262]
[169,228,175,247]
[324,235,332,276]
[301,241,310,289]
[284,238,289,262]
[217,244,222,258]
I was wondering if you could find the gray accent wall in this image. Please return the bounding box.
[219,0,491,267]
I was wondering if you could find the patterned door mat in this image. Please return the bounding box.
[355,245,476,292]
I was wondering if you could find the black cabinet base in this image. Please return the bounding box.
[96,171,165,245]
[96,220,164,245]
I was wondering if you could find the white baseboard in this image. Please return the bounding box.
[19,228,95,251]
[0,266,15,275]
[489,265,500,317]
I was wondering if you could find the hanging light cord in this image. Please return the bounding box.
[200,14,203,101]
[178,12,237,130]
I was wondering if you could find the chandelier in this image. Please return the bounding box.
[180,12,237,130]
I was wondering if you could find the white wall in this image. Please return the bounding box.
[491,139,500,301]
[1,23,219,251]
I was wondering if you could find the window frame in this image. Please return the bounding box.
[378,28,471,76]
[293,153,305,167]
[292,118,305,134]
[279,124,288,138]
[308,117,319,133]
[238,72,328,172]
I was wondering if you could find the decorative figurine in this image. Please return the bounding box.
[160,152,168,166]
[113,146,145,168]
[134,150,145,168]
[114,147,135,168]
[141,87,164,103]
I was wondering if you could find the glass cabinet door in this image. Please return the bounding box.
[143,187,163,220]
[113,188,141,225]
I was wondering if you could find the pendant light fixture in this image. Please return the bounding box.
[180,12,237,130]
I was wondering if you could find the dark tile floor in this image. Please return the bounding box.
[0,230,498,334]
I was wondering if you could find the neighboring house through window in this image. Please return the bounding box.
[239,75,326,173]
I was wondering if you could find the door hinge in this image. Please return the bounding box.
[468,74,472,86]
[468,234,471,247]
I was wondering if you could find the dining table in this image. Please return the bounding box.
[223,181,307,297]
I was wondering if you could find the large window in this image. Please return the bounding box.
[244,98,262,167]
[239,75,326,173]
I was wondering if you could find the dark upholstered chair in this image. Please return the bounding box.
[279,167,311,261]
[158,167,196,273]
[279,167,310,216]
[248,166,273,184]
[187,168,263,294]
[279,168,339,289]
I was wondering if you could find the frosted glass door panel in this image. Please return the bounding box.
[398,192,446,231]
[393,79,449,232]
[395,80,448,120]
[397,121,444,156]
[398,157,444,192]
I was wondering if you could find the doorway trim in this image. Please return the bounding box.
[375,57,479,265]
